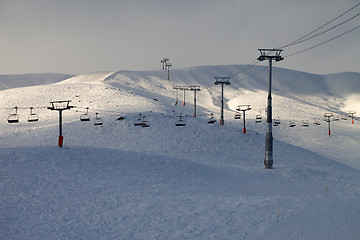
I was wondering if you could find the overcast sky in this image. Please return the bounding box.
[1,0,359,75]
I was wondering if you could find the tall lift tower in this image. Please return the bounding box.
[190,86,201,117]
[214,77,231,125]
[258,49,283,169]
[161,58,169,70]
[166,62,172,80]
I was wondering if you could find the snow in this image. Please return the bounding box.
[1,65,360,239]
[0,73,75,91]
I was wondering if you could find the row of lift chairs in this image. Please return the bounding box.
[234,110,281,126]
[133,113,187,127]
[7,107,39,123]
[80,107,103,126]
[7,106,103,126]
[133,112,217,127]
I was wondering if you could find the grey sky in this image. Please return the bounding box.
[1,0,359,75]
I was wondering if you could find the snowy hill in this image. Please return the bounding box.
[1,66,360,239]
[0,73,75,90]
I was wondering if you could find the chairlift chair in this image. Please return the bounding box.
[314,118,321,125]
[28,107,39,122]
[234,113,241,119]
[141,121,150,127]
[80,107,90,121]
[175,114,186,126]
[302,120,309,127]
[8,107,19,123]
[273,118,280,126]
[141,116,150,127]
[208,114,216,124]
[289,119,296,127]
[274,117,280,126]
[256,115,262,123]
[116,116,125,121]
[134,114,144,126]
[94,113,103,126]
[255,111,262,123]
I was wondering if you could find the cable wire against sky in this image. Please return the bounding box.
[226,2,360,80]
[282,12,360,48]
[285,25,360,59]
[278,2,360,49]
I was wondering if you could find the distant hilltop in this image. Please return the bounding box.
[0,73,75,91]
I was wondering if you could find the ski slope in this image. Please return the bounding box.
[1,66,360,239]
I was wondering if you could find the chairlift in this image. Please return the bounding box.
[141,121,150,127]
[273,117,280,126]
[273,118,280,126]
[8,107,19,123]
[28,107,39,122]
[141,116,150,127]
[234,112,241,119]
[80,107,90,121]
[208,113,216,124]
[256,116,262,123]
[289,119,296,127]
[314,118,321,125]
[116,116,125,121]
[255,111,262,123]
[341,116,347,120]
[333,115,340,121]
[302,120,309,127]
[134,114,144,126]
[94,113,103,126]
[175,114,186,126]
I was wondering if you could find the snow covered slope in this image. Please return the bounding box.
[0,73,75,90]
[1,66,360,239]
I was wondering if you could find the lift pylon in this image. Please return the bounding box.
[237,105,251,133]
[48,100,74,147]
[190,86,201,117]
[324,113,334,135]
[214,77,231,125]
[258,48,283,169]
[179,86,189,106]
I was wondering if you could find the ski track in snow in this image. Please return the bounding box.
[1,66,360,239]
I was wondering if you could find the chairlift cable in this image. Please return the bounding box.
[278,2,360,49]
[284,25,360,58]
[281,11,360,48]
[228,3,360,80]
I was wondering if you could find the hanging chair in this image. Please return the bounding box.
[94,113,103,126]
[80,107,90,121]
[8,107,19,123]
[28,107,39,122]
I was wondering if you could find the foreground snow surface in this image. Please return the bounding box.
[1,67,360,239]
